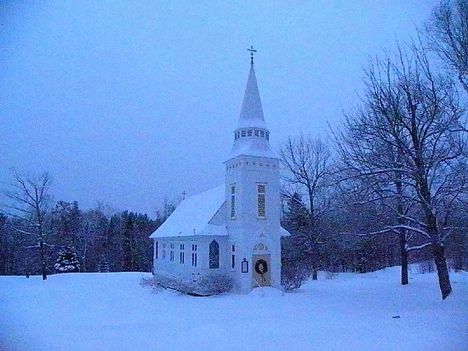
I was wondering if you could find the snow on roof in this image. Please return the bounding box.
[280,226,291,237]
[150,185,227,239]
[229,137,277,159]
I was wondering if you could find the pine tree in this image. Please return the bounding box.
[54,246,80,273]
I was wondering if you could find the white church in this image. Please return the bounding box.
[150,52,289,293]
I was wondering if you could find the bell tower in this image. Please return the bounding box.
[225,48,282,293]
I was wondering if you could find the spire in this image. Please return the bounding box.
[226,49,276,160]
[238,49,266,130]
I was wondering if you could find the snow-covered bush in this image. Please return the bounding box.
[324,271,338,280]
[140,276,163,293]
[143,272,232,296]
[54,246,80,273]
[196,273,233,295]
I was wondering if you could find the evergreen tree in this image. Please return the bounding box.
[121,211,136,271]
[281,193,310,289]
[54,246,80,273]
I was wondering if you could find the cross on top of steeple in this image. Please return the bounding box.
[247,45,257,66]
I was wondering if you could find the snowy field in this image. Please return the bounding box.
[1,267,467,351]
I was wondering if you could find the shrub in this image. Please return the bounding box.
[281,263,309,291]
[196,273,233,295]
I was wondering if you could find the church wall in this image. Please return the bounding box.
[152,235,229,284]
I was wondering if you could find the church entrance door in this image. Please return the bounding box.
[252,254,271,287]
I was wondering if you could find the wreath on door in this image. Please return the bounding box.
[255,259,268,275]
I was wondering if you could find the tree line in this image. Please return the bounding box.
[0,171,176,277]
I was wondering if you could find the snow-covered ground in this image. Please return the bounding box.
[1,267,467,351]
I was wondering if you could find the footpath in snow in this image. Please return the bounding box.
[0,267,467,351]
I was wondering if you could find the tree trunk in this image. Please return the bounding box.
[39,239,47,280]
[399,232,409,285]
[395,172,408,285]
[432,243,452,300]
[312,270,318,280]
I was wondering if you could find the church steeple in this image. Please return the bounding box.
[238,63,266,129]
[228,49,275,160]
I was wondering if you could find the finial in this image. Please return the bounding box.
[247,45,257,66]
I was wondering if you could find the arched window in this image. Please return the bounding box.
[209,240,219,268]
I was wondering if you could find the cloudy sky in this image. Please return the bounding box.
[0,1,437,216]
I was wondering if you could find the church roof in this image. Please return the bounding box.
[149,185,227,239]
[228,137,277,159]
[149,184,290,239]
[237,65,267,130]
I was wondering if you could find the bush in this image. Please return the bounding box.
[140,276,163,293]
[196,273,233,295]
[142,272,232,296]
[282,263,309,291]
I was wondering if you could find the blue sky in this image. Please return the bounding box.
[0,1,437,215]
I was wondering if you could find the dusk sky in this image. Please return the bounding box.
[0,1,437,216]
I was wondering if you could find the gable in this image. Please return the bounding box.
[150,185,226,239]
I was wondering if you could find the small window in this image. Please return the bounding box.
[155,241,159,259]
[241,130,246,137]
[179,244,185,264]
[260,130,265,137]
[170,243,175,261]
[209,240,219,269]
[257,184,266,218]
[230,185,236,219]
[162,243,166,259]
[231,244,235,269]
[191,244,198,267]
[254,130,259,136]
[247,130,252,136]
[266,132,269,140]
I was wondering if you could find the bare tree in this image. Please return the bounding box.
[425,0,468,93]
[3,171,52,280]
[336,43,466,299]
[280,135,332,279]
